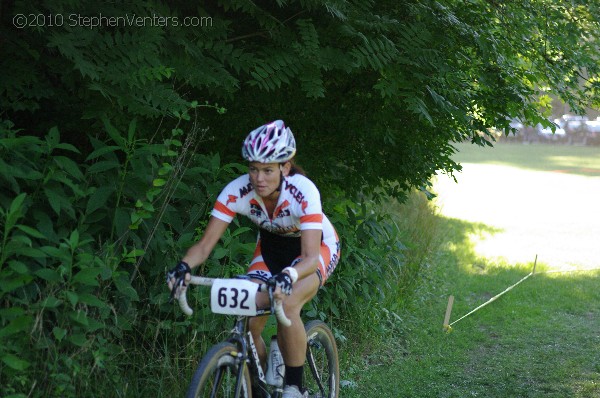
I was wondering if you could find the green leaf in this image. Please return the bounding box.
[34,268,61,282]
[0,307,25,319]
[153,178,166,187]
[86,186,115,214]
[79,293,109,309]
[12,246,47,259]
[40,296,63,309]
[55,142,80,153]
[116,316,133,331]
[127,118,137,142]
[68,229,79,249]
[85,145,121,161]
[87,160,120,173]
[65,291,78,306]
[40,246,70,261]
[5,193,27,232]
[68,333,88,347]
[212,247,227,260]
[113,208,130,236]
[52,327,67,341]
[1,274,33,293]
[158,163,173,176]
[101,117,126,148]
[8,260,28,274]
[15,225,47,239]
[113,275,139,301]
[8,192,26,216]
[231,227,252,237]
[72,268,101,286]
[43,188,61,215]
[0,315,33,338]
[2,354,31,370]
[53,156,84,180]
[46,126,60,150]
[69,310,89,326]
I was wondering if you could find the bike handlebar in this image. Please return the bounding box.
[177,276,292,327]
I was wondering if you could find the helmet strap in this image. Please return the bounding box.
[277,164,286,192]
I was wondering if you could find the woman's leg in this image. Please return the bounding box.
[249,311,269,368]
[277,272,320,366]
[247,241,273,368]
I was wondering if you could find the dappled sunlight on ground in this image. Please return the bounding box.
[434,163,600,271]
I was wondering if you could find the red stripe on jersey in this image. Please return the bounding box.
[273,200,290,218]
[214,201,235,217]
[300,214,323,224]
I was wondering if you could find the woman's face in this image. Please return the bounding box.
[248,162,289,199]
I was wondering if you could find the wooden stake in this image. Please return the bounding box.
[532,254,538,274]
[443,295,454,330]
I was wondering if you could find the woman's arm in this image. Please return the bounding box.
[182,216,230,269]
[287,228,322,280]
[167,216,230,295]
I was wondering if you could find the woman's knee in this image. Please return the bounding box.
[249,315,268,337]
[283,273,320,314]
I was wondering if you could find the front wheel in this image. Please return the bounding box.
[303,320,340,398]
[186,342,252,398]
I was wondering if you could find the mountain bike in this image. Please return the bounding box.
[177,275,339,398]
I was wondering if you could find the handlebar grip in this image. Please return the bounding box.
[178,287,194,316]
[177,276,214,316]
[274,299,292,327]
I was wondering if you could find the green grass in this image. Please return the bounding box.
[453,142,600,176]
[340,217,600,398]
[339,143,600,397]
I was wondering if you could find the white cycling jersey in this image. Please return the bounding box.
[211,173,340,281]
[212,173,336,241]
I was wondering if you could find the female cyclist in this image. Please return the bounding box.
[167,120,341,398]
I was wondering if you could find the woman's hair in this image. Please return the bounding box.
[286,158,306,176]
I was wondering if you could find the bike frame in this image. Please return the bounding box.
[214,286,283,398]
[179,276,336,398]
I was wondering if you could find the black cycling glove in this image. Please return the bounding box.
[166,261,191,301]
[273,272,293,296]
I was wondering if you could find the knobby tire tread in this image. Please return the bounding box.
[304,320,340,398]
[186,341,252,398]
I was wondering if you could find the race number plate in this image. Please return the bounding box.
[210,279,258,316]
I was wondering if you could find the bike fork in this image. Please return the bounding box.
[307,344,326,397]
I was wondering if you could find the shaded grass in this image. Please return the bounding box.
[339,143,600,397]
[340,216,600,397]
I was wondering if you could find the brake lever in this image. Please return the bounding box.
[169,276,186,303]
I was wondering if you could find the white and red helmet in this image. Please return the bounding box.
[242,120,296,163]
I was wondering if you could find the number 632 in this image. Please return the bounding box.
[217,287,250,309]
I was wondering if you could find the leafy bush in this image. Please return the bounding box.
[0,119,252,396]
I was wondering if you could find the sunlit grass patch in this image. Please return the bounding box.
[453,142,600,176]
[434,143,600,270]
[342,198,600,397]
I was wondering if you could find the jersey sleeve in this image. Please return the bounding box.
[211,177,245,223]
[297,179,324,231]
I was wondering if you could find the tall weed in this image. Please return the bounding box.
[332,191,441,361]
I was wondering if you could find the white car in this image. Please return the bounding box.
[537,120,566,140]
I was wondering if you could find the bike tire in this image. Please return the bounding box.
[186,341,252,398]
[303,320,340,398]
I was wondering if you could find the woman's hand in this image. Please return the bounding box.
[166,261,192,300]
[272,272,293,300]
